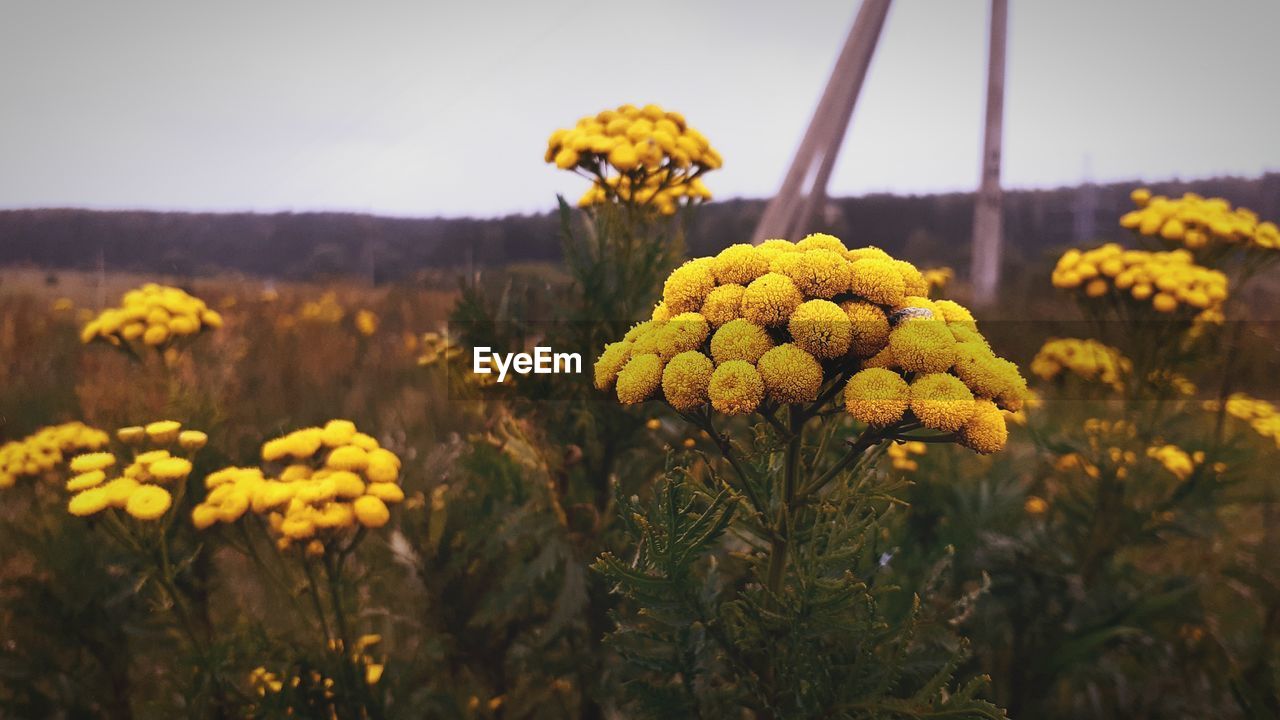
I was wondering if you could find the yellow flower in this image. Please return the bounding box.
[68,486,111,516]
[117,426,146,444]
[178,430,208,450]
[67,470,107,492]
[741,273,802,327]
[795,232,847,253]
[145,420,182,444]
[788,299,852,359]
[844,368,910,427]
[616,353,664,405]
[143,324,170,346]
[842,301,890,357]
[910,373,976,432]
[952,342,1028,409]
[365,449,400,484]
[149,457,193,482]
[712,244,769,285]
[932,300,974,324]
[666,312,710,354]
[700,284,745,328]
[104,477,140,507]
[1024,496,1049,516]
[757,344,822,403]
[365,482,406,504]
[322,419,358,447]
[888,319,955,374]
[326,445,369,472]
[893,260,929,297]
[661,351,714,411]
[849,259,906,306]
[353,496,391,528]
[708,360,764,415]
[959,399,1008,454]
[69,452,116,473]
[125,485,172,521]
[709,319,773,365]
[770,249,849,299]
[662,258,717,313]
[593,340,633,390]
[191,503,220,530]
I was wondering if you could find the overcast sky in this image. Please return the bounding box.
[2,0,1277,218]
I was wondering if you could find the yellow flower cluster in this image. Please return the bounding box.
[887,441,926,471]
[1146,444,1201,481]
[354,309,379,336]
[249,635,384,699]
[577,172,712,216]
[593,235,1028,454]
[546,103,720,213]
[80,283,223,349]
[64,420,205,521]
[921,267,953,294]
[194,420,403,550]
[1205,392,1280,447]
[0,422,110,489]
[1051,244,1228,314]
[1122,188,1280,251]
[300,292,345,323]
[1030,338,1131,391]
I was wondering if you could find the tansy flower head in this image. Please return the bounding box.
[594,340,633,390]
[661,351,714,411]
[959,399,1008,454]
[757,344,822,404]
[888,318,955,374]
[795,232,848,254]
[771,249,850,299]
[662,258,717,314]
[709,319,773,365]
[616,354,663,405]
[742,273,803,327]
[841,301,890,357]
[125,485,172,521]
[713,244,769,285]
[844,368,910,427]
[708,360,764,415]
[910,373,976,432]
[788,299,852,359]
[849,259,906,306]
[700,284,745,327]
[70,452,116,474]
[145,420,182,444]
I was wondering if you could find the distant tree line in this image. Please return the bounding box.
[1,175,1276,282]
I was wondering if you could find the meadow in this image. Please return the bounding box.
[1,103,1278,719]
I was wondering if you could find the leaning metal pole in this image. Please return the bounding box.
[751,0,892,245]
[970,0,1009,306]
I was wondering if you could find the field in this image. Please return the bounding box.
[2,106,1279,720]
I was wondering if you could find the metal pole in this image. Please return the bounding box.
[970,0,1008,306]
[752,0,892,244]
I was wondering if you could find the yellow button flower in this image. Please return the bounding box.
[125,485,172,521]
[757,344,822,404]
[616,353,664,405]
[910,374,976,432]
[661,351,714,411]
[708,360,764,415]
[844,368,910,427]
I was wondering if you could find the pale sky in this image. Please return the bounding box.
[2,0,1277,218]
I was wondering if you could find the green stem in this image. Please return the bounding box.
[764,409,802,599]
